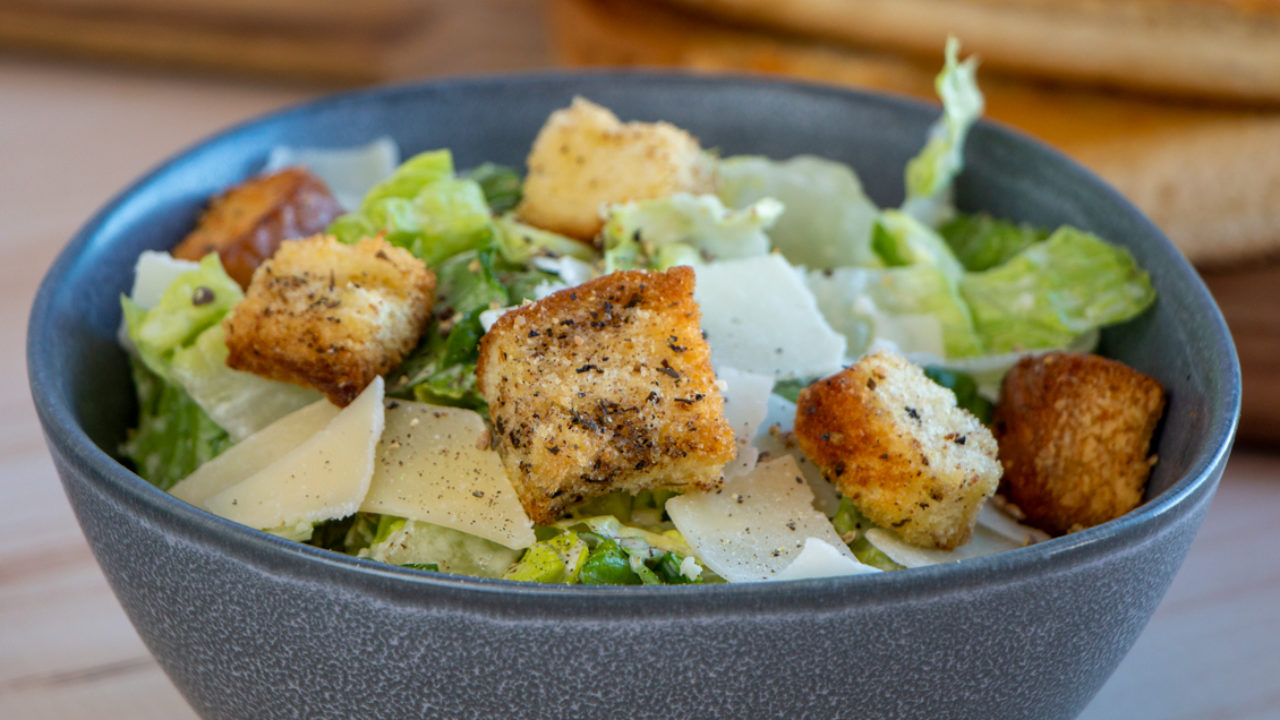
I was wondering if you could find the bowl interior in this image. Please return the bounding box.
[29,71,1240,571]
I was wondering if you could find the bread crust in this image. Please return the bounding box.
[993,352,1166,535]
[172,167,343,288]
[223,235,434,406]
[477,266,735,524]
[650,0,1280,103]
[795,351,1001,550]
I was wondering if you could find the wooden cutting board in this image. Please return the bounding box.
[550,0,1280,446]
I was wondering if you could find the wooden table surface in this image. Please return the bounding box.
[2,53,1278,720]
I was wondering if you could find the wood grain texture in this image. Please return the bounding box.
[0,18,1277,718]
[0,0,550,83]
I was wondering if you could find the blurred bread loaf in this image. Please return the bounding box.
[651,0,1280,104]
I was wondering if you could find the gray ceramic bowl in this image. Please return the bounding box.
[29,72,1240,720]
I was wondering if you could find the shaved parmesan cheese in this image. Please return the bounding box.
[666,455,856,583]
[865,525,1023,569]
[772,537,878,581]
[694,254,845,379]
[360,401,535,550]
[201,377,385,530]
[170,398,339,506]
[717,367,773,478]
[264,137,399,212]
[977,502,1051,546]
[754,393,840,516]
[129,251,200,310]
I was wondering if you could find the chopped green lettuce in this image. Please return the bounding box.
[327,149,495,267]
[923,366,993,425]
[601,193,781,272]
[503,530,590,583]
[123,253,319,441]
[123,253,242,379]
[960,227,1156,353]
[938,212,1049,272]
[120,356,231,491]
[831,498,902,572]
[169,324,321,441]
[510,516,705,585]
[902,37,984,226]
[871,209,965,285]
[717,155,880,269]
[358,149,454,214]
[807,265,982,359]
[493,214,598,265]
[388,241,553,410]
[464,163,523,214]
[360,516,520,579]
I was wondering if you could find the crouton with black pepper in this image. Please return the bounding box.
[223,234,434,406]
[994,352,1166,535]
[476,266,735,525]
[516,97,715,239]
[794,351,1002,550]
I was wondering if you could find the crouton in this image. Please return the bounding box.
[476,266,735,524]
[993,352,1166,535]
[516,97,715,239]
[223,235,434,406]
[794,351,1002,550]
[172,167,343,288]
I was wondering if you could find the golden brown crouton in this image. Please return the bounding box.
[223,235,434,406]
[516,97,715,239]
[476,266,735,524]
[993,352,1166,535]
[794,351,1002,550]
[172,167,343,288]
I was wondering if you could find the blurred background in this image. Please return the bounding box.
[2,1,1277,718]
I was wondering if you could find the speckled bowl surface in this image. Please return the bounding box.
[29,72,1240,720]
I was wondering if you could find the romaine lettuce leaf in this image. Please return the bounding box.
[494,214,598,265]
[120,356,231,491]
[388,241,551,410]
[360,516,520,579]
[358,149,454,214]
[717,155,880,269]
[123,253,321,440]
[464,163,523,214]
[327,149,495,267]
[601,193,781,272]
[807,265,982,359]
[938,212,1049,272]
[871,209,965,285]
[123,253,242,380]
[902,37,984,226]
[960,227,1156,353]
[169,324,321,441]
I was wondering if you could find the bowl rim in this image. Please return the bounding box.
[27,69,1242,611]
